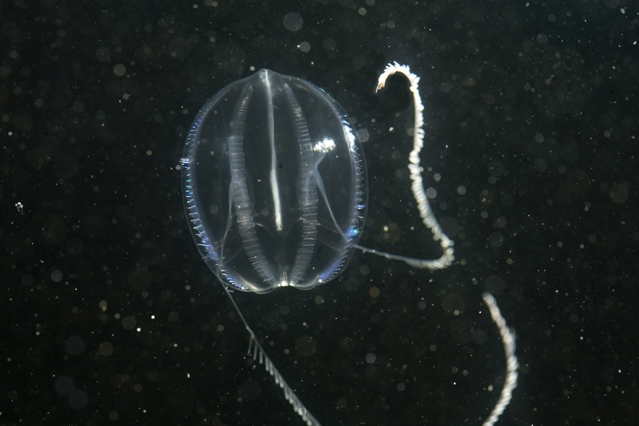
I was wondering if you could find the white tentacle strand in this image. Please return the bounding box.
[374,61,455,270]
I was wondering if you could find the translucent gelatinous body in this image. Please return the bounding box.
[182,69,366,293]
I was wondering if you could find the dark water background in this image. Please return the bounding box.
[1,0,637,425]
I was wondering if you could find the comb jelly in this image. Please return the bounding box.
[179,64,516,426]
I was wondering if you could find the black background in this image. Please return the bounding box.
[1,0,637,425]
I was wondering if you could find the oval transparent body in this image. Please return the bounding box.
[182,69,367,293]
